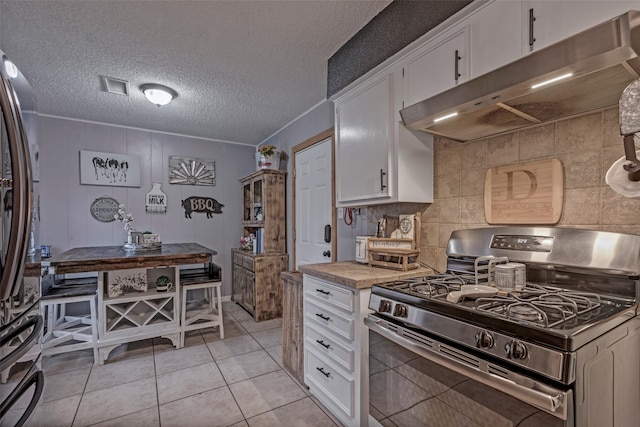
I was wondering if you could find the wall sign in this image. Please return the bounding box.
[145,182,167,214]
[90,196,119,222]
[484,158,564,224]
[181,196,224,218]
[169,156,216,186]
[80,150,141,187]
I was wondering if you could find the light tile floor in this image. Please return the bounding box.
[2,301,341,427]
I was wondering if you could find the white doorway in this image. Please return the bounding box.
[294,131,335,268]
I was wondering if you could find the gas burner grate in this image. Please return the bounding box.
[475,285,602,328]
[385,273,475,298]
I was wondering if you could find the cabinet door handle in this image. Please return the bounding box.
[454,50,461,82]
[316,367,331,378]
[529,8,536,51]
[380,169,387,191]
[316,339,331,349]
[315,288,330,295]
[315,313,330,321]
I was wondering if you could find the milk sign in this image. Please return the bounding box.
[145,183,167,214]
[182,196,224,218]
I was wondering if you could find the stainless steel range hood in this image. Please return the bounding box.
[400,10,640,142]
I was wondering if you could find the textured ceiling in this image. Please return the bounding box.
[0,0,391,145]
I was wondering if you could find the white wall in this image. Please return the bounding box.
[39,116,256,297]
[259,100,367,265]
[260,101,367,269]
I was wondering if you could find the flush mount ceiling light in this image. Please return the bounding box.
[140,83,177,107]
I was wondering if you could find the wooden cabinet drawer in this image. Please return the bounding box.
[233,251,254,271]
[242,255,254,271]
[233,251,244,266]
[304,276,353,313]
[305,299,353,342]
[305,350,354,417]
[305,323,354,371]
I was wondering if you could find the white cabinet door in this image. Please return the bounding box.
[467,0,522,78]
[335,73,393,204]
[522,1,639,53]
[403,26,468,108]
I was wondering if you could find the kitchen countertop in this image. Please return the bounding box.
[42,243,216,274]
[298,261,433,289]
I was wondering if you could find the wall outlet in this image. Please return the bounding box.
[338,208,344,219]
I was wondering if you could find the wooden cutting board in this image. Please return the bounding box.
[484,158,563,224]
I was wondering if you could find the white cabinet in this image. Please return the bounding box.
[403,26,468,108]
[302,275,371,427]
[466,0,522,78]
[335,69,434,208]
[522,1,639,53]
[335,73,394,205]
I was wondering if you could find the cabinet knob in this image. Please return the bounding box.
[323,250,331,258]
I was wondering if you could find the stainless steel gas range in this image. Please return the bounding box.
[365,227,640,427]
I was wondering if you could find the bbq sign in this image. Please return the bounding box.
[484,159,564,225]
[181,196,224,218]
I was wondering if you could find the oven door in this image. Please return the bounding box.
[366,314,574,427]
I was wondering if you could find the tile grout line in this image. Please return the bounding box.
[202,324,252,424]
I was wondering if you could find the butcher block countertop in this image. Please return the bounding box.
[42,243,216,274]
[298,261,433,290]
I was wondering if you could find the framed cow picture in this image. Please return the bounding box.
[79,150,141,187]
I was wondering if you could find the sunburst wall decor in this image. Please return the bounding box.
[169,156,216,186]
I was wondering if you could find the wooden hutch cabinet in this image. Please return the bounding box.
[232,169,288,321]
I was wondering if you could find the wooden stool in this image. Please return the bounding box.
[180,268,224,347]
[39,277,99,364]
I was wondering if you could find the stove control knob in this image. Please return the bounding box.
[378,299,392,313]
[475,331,495,349]
[393,304,408,318]
[506,340,528,359]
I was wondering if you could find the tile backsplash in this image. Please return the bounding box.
[368,106,640,272]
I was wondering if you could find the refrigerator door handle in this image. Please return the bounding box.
[0,73,33,300]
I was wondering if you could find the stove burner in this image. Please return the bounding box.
[507,304,544,322]
[474,287,603,328]
[412,284,437,295]
[385,274,474,298]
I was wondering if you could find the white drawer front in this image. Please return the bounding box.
[305,323,354,372]
[305,299,354,342]
[304,276,353,312]
[305,350,354,417]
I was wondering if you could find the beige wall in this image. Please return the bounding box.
[368,106,640,272]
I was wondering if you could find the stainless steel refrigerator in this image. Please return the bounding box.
[0,48,44,427]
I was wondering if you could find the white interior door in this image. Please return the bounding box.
[295,138,332,267]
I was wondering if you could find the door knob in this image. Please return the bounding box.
[323,250,331,257]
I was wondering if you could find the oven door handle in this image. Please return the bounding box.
[365,316,569,420]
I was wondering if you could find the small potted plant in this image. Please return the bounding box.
[155,275,173,292]
[257,145,278,170]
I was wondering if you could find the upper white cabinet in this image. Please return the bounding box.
[522,1,639,53]
[466,0,522,78]
[403,27,468,108]
[335,73,394,205]
[334,68,434,208]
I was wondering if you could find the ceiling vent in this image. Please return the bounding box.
[100,76,130,96]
